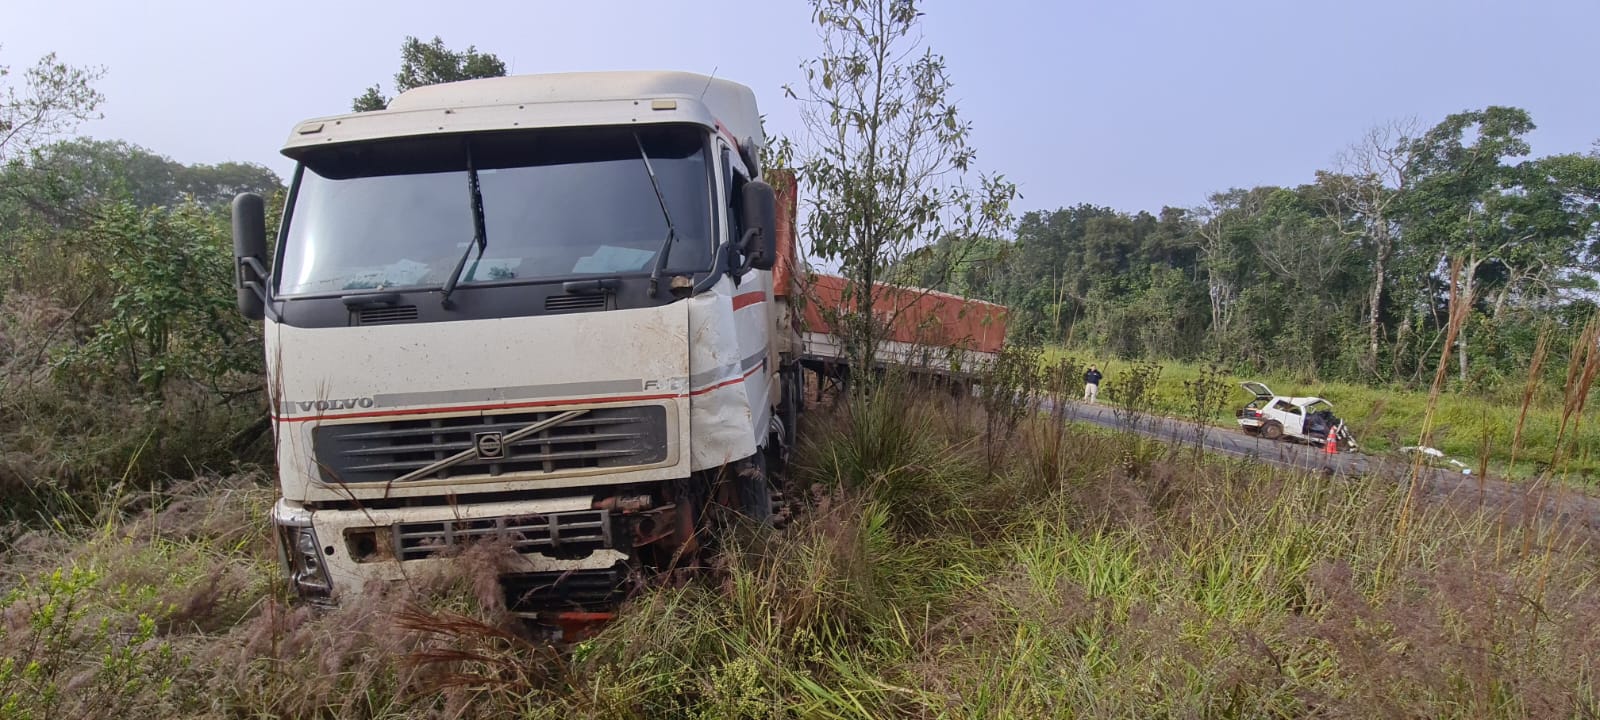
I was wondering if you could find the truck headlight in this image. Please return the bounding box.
[276,521,332,600]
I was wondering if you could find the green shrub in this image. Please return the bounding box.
[56,200,259,394]
[0,196,271,519]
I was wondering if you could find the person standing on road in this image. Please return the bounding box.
[1083,365,1103,404]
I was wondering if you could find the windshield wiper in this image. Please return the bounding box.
[440,143,489,307]
[634,132,677,297]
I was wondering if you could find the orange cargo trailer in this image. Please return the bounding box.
[767,169,1008,379]
[798,274,1007,354]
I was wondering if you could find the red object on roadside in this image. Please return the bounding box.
[551,611,615,642]
[1324,431,1338,455]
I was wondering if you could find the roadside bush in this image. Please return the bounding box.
[1107,358,1162,434]
[0,196,270,520]
[796,380,985,533]
[1180,360,1232,452]
[977,341,1042,470]
[56,200,260,395]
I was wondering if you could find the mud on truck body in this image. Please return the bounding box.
[232,71,1006,632]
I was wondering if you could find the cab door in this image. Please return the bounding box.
[720,141,774,448]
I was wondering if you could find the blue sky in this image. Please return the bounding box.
[7,0,1598,216]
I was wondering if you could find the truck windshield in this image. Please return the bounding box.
[275,124,712,297]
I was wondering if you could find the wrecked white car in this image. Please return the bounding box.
[1236,382,1357,449]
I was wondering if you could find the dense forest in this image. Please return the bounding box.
[905,111,1600,391]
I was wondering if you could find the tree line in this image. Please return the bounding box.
[904,112,1600,392]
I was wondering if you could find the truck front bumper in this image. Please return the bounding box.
[272,496,636,610]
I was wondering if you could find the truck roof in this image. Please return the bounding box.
[281,71,763,160]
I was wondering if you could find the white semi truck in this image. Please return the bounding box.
[232,72,803,627]
[232,71,1006,630]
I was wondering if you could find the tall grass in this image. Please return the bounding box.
[4,385,1597,717]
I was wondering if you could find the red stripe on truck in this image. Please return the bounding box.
[272,392,685,423]
[732,291,765,311]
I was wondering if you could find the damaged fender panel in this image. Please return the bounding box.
[686,277,769,471]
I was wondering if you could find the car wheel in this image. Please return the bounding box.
[1261,420,1284,441]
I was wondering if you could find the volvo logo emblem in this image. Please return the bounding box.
[473,432,505,459]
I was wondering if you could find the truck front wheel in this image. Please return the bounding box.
[733,452,775,525]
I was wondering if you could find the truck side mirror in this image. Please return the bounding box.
[740,180,777,271]
[738,139,762,179]
[232,193,269,320]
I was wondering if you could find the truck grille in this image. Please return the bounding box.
[393,510,610,561]
[313,406,669,485]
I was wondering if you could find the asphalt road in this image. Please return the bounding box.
[1049,398,1600,532]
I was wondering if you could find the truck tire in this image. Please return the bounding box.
[1261,420,1284,441]
[783,366,801,455]
[733,452,775,525]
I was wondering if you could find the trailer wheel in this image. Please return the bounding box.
[1260,420,1284,441]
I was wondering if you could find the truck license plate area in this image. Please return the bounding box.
[502,566,631,613]
[313,406,668,484]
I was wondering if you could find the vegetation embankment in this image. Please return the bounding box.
[3,386,1598,718]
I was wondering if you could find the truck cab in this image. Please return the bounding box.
[231,72,800,623]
